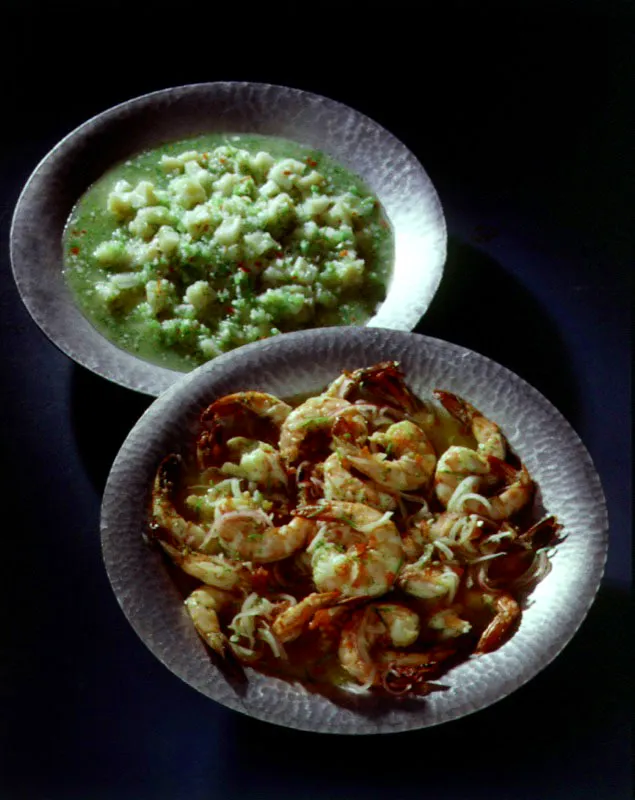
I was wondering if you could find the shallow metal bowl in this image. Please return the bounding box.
[10,83,446,396]
[101,328,608,734]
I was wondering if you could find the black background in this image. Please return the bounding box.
[1,3,632,798]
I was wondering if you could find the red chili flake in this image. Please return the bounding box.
[80,229,87,235]
[70,246,80,255]
[283,170,292,176]
[306,157,318,168]
[225,306,235,315]
[71,229,80,236]
[275,251,283,258]
[340,250,349,257]
[254,260,262,268]
[239,265,251,274]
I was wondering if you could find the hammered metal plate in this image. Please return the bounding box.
[10,82,446,396]
[101,328,608,734]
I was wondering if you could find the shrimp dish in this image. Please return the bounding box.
[147,363,561,697]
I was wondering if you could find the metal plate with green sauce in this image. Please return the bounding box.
[11,82,447,395]
[63,133,394,373]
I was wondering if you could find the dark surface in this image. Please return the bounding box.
[1,5,631,799]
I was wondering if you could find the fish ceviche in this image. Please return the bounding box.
[148,362,561,697]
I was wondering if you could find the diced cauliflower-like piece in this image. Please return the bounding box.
[249,306,272,325]
[160,317,200,346]
[107,180,134,220]
[257,286,314,322]
[233,175,257,198]
[169,175,207,209]
[129,206,171,240]
[160,155,185,173]
[146,279,176,315]
[110,272,145,290]
[268,158,307,190]
[243,231,278,258]
[326,199,354,226]
[298,195,331,221]
[299,220,319,240]
[213,216,242,245]
[173,302,198,319]
[259,179,280,198]
[129,239,163,265]
[156,225,180,255]
[130,181,160,208]
[184,166,214,195]
[182,204,216,239]
[93,278,140,311]
[221,195,251,216]
[185,280,216,313]
[213,173,241,197]
[263,193,295,233]
[296,170,326,191]
[94,281,122,308]
[289,256,318,285]
[198,337,222,359]
[249,151,275,175]
[315,286,339,308]
[321,257,365,290]
[107,180,161,220]
[321,224,355,248]
[93,240,131,269]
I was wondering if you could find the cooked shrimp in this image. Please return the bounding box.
[435,448,533,521]
[376,647,458,695]
[159,541,252,591]
[483,464,534,521]
[338,603,420,686]
[151,454,217,553]
[325,361,423,416]
[434,446,495,508]
[335,419,437,493]
[214,510,314,563]
[420,511,497,559]
[279,396,360,464]
[184,585,238,657]
[219,437,289,489]
[471,592,521,653]
[433,390,506,459]
[227,592,292,661]
[271,590,341,643]
[426,608,472,640]
[197,391,291,469]
[323,452,398,511]
[298,501,404,598]
[398,560,463,601]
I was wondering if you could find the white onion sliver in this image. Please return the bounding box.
[457,492,493,514]
[356,510,393,534]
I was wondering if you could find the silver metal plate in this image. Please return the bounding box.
[101,328,608,733]
[10,83,446,396]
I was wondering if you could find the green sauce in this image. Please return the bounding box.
[63,133,394,372]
